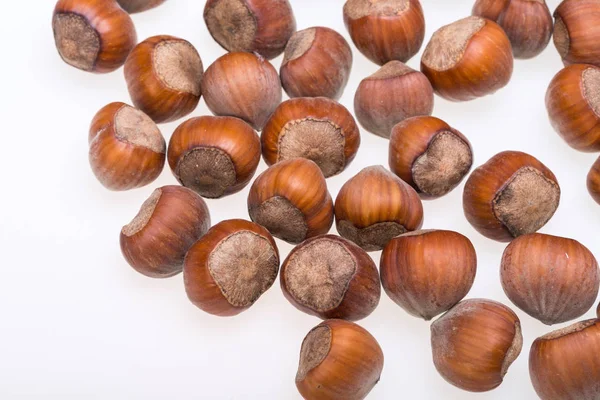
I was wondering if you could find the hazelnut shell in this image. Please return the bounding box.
[553,0,600,67]
[588,156,600,205]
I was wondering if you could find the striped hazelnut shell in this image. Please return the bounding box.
[553,0,600,67]
[588,156,600,205]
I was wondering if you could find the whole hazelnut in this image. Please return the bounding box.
[530,319,600,400]
[261,97,360,177]
[89,102,166,191]
[380,230,477,320]
[117,0,165,13]
[463,151,560,242]
[184,219,279,317]
[334,166,424,251]
[296,319,384,400]
[281,235,381,321]
[472,0,553,59]
[589,156,600,205]
[421,16,513,101]
[120,186,211,278]
[124,35,203,124]
[431,299,523,392]
[202,52,282,131]
[389,116,473,198]
[167,116,260,198]
[343,0,425,65]
[247,158,333,244]
[354,61,434,138]
[553,0,600,67]
[280,27,353,100]
[203,0,296,60]
[52,0,137,73]
[500,233,600,325]
[546,64,600,152]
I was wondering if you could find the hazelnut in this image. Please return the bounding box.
[421,16,513,101]
[117,0,165,13]
[354,61,434,138]
[261,97,360,178]
[597,302,600,318]
[343,0,425,65]
[296,319,384,400]
[546,64,600,152]
[500,233,600,325]
[202,52,282,131]
[589,156,600,205]
[184,219,279,316]
[281,235,381,321]
[553,0,600,67]
[124,35,203,124]
[334,166,424,251]
[247,158,333,244]
[530,319,600,400]
[472,0,553,59]
[167,116,260,198]
[89,102,166,191]
[203,0,296,60]
[389,116,473,198]
[280,27,353,100]
[120,186,210,278]
[52,0,137,73]
[463,151,560,242]
[380,230,477,320]
[431,299,523,392]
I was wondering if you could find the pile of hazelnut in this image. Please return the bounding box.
[52,0,600,398]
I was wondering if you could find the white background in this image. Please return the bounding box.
[1,0,598,399]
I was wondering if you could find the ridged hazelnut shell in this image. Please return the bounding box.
[117,0,166,13]
[588,156,600,205]
[553,0,600,67]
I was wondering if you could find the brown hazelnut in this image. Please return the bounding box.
[52,0,137,73]
[124,35,203,124]
[463,151,560,242]
[354,61,434,138]
[343,0,425,65]
[597,302,600,318]
[546,64,600,152]
[421,16,513,101]
[296,319,384,400]
[380,230,477,320]
[280,27,353,100]
[334,166,424,251]
[117,0,165,13]
[247,158,333,244]
[501,233,600,325]
[389,116,473,198]
[167,116,260,198]
[530,319,600,400]
[589,156,600,205]
[120,186,211,278]
[472,0,553,59]
[89,102,165,191]
[280,235,381,321]
[261,97,360,177]
[202,52,282,131]
[553,0,600,67]
[203,0,296,60]
[183,219,279,316]
[431,299,523,392]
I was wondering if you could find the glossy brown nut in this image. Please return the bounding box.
[167,116,260,198]
[296,319,384,400]
[120,186,211,278]
[380,230,477,320]
[343,0,425,65]
[463,151,560,242]
[261,97,360,177]
[472,0,553,59]
[553,0,600,67]
[247,158,334,244]
[355,61,433,138]
[184,219,279,316]
[546,64,600,152]
[389,116,473,198]
[202,52,282,131]
[204,0,296,60]
[431,299,523,392]
[89,102,165,191]
[124,35,203,124]
[117,0,166,13]
[335,166,424,251]
[530,320,600,400]
[421,16,513,101]
[589,156,600,205]
[52,0,137,73]
[280,27,353,100]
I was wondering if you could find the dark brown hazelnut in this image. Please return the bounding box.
[589,156,600,205]
[553,0,600,67]
[117,0,165,13]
